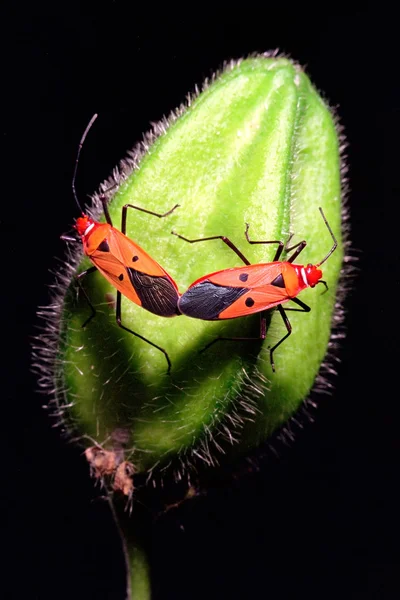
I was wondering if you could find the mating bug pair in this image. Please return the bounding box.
[67,115,338,374]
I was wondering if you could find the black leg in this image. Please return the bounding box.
[244,225,307,263]
[75,265,172,373]
[75,266,98,328]
[199,311,268,353]
[172,232,251,266]
[121,203,179,235]
[98,194,114,226]
[282,297,311,312]
[286,240,307,263]
[268,306,291,372]
[244,224,285,261]
[268,298,311,370]
[97,182,179,230]
[173,224,305,266]
[199,297,311,372]
[115,291,172,374]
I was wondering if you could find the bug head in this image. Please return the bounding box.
[75,214,94,237]
[305,264,323,287]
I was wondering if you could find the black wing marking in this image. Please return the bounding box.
[178,280,247,320]
[126,268,179,317]
[270,273,285,288]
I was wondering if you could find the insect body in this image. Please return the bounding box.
[65,115,180,373]
[174,208,337,371]
[75,212,180,318]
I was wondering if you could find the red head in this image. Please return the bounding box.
[304,263,323,287]
[75,214,94,237]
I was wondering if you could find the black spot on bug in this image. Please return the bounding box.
[239,273,249,282]
[132,256,139,262]
[271,273,285,288]
[118,273,124,281]
[98,240,110,252]
[245,297,255,307]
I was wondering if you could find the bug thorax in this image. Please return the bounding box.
[304,263,323,288]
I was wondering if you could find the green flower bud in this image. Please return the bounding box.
[35,54,347,600]
[37,55,345,478]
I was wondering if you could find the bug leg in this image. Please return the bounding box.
[75,266,98,328]
[268,306,292,372]
[286,240,307,263]
[244,224,307,263]
[269,298,311,370]
[121,203,180,235]
[172,232,251,266]
[115,291,172,374]
[244,224,285,261]
[201,298,311,371]
[97,194,114,226]
[283,297,311,312]
[199,311,268,355]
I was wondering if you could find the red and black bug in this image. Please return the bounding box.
[173,208,337,371]
[63,115,181,373]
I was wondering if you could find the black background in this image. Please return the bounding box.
[3,3,399,599]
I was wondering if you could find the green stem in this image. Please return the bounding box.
[128,544,151,600]
[110,498,152,600]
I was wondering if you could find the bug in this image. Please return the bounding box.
[63,114,181,373]
[173,208,337,371]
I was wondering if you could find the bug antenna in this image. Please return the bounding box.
[315,207,338,267]
[72,114,98,214]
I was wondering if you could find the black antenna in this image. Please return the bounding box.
[72,113,98,213]
[315,207,338,267]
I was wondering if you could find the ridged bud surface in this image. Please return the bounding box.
[55,57,343,476]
